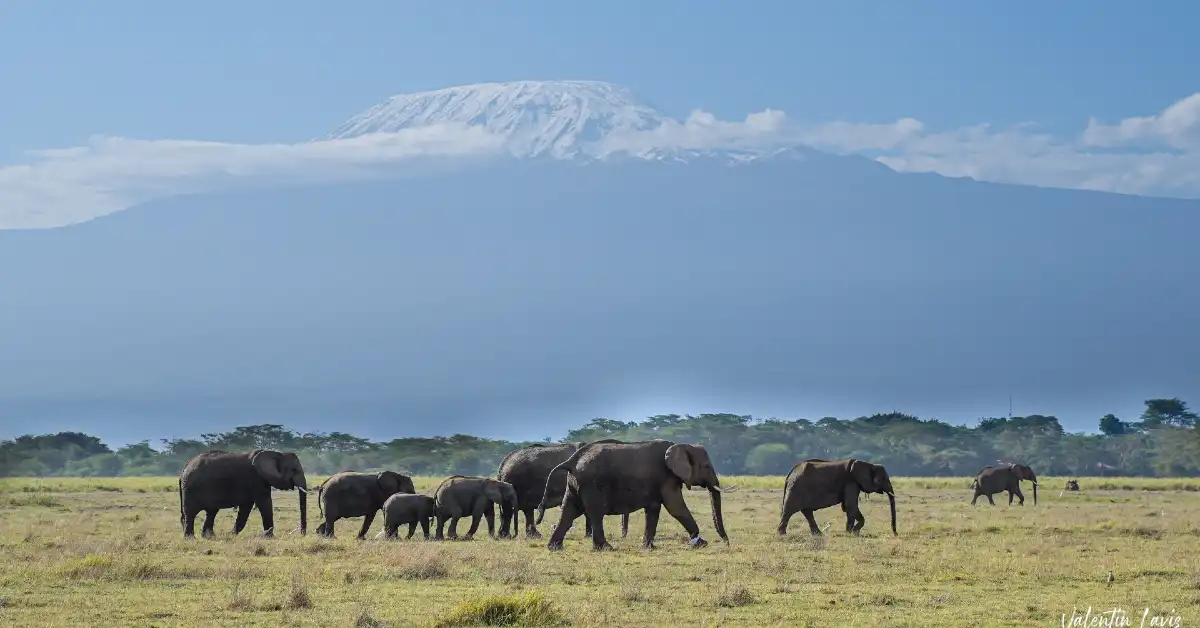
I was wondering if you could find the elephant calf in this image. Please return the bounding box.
[433,475,518,541]
[379,493,436,540]
[971,463,1038,506]
[777,458,897,537]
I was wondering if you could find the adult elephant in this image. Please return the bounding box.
[496,440,629,539]
[433,475,519,540]
[178,449,308,538]
[971,463,1038,506]
[536,439,730,551]
[777,459,896,537]
[314,470,416,539]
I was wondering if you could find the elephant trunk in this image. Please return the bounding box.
[887,491,897,535]
[708,487,729,544]
[297,482,308,535]
[1032,481,1038,506]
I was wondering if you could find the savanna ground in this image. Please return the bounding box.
[0,476,1198,627]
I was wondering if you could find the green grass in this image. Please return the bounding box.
[1,475,1198,626]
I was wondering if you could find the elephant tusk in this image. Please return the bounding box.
[295,486,308,494]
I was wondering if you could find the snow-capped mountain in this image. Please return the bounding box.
[325,80,768,162]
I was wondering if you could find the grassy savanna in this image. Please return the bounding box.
[1,476,1198,627]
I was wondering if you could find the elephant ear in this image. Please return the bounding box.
[251,450,290,490]
[377,471,402,495]
[664,444,694,488]
[848,459,878,493]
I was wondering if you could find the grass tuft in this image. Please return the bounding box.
[431,590,566,627]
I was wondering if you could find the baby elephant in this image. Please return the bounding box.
[379,494,437,540]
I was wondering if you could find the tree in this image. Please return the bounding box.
[744,443,795,475]
[1098,414,1126,436]
[1139,398,1198,429]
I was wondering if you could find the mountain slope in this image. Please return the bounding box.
[2,148,1199,443]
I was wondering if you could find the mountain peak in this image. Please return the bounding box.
[325,80,673,159]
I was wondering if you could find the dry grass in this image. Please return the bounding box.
[1,475,1198,626]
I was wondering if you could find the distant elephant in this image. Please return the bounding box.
[433,475,519,540]
[314,470,416,538]
[971,463,1038,506]
[537,439,731,551]
[378,493,437,540]
[777,458,896,537]
[178,449,308,538]
[496,440,629,539]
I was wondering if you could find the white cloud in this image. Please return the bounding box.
[5,93,1200,230]
[795,93,1200,198]
[595,108,790,156]
[0,124,504,229]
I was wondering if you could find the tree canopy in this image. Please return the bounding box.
[2,398,1197,478]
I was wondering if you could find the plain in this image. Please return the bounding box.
[1,475,1198,627]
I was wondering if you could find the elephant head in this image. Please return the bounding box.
[848,459,897,535]
[250,449,308,534]
[378,471,416,497]
[1009,463,1038,505]
[664,443,730,544]
[487,480,519,538]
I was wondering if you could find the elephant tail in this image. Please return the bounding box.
[535,444,591,524]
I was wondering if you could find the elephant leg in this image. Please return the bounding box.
[547,491,584,551]
[420,517,431,539]
[183,505,199,538]
[465,503,486,540]
[801,509,822,536]
[232,503,253,535]
[435,513,447,540]
[986,493,995,505]
[357,510,377,540]
[971,492,979,505]
[255,493,276,537]
[661,489,705,548]
[449,515,462,539]
[1008,490,1014,505]
[524,508,542,539]
[584,514,593,538]
[384,523,398,539]
[405,521,416,539]
[621,513,629,538]
[201,509,218,538]
[642,503,661,549]
[777,501,796,535]
[483,502,495,538]
[580,495,613,551]
[1013,487,1024,505]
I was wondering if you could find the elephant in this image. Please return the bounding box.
[433,475,519,540]
[496,440,629,539]
[178,449,308,539]
[536,439,731,551]
[314,470,416,538]
[971,463,1038,505]
[378,493,437,540]
[776,458,896,537]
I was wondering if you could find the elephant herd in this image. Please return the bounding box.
[176,442,1040,550]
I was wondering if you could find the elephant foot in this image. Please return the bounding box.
[591,542,615,552]
[547,539,565,552]
[201,530,214,539]
[258,531,275,539]
[642,541,656,550]
[526,529,542,539]
[688,536,708,549]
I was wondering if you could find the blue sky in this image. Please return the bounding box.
[2,1,1196,154]
[2,2,1199,443]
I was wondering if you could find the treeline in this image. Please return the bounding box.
[2,398,1199,479]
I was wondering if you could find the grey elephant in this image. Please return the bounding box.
[314,470,416,538]
[776,458,896,537]
[378,493,437,540]
[537,439,731,551]
[178,449,308,539]
[496,440,629,539]
[433,475,519,540]
[971,463,1038,505]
